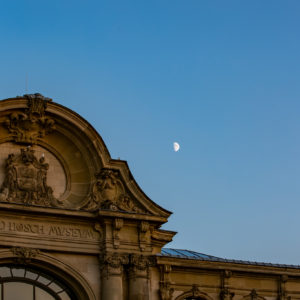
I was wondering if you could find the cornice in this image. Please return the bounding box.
[156,256,300,276]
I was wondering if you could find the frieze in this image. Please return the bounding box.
[83,168,145,213]
[0,217,100,241]
[5,93,55,144]
[0,148,62,207]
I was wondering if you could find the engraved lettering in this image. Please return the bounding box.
[0,219,98,241]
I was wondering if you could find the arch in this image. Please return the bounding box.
[0,249,96,300]
[175,288,214,300]
[242,289,266,300]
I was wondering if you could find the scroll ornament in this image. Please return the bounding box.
[11,247,40,264]
[0,148,62,207]
[83,168,144,213]
[99,252,129,270]
[160,282,174,300]
[5,93,55,144]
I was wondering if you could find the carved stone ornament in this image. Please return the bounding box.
[0,147,62,207]
[139,221,150,251]
[159,282,174,300]
[99,252,129,269]
[130,254,155,271]
[99,252,129,278]
[250,290,258,300]
[11,247,40,264]
[242,289,265,300]
[5,93,55,144]
[191,285,202,297]
[83,168,145,213]
[221,270,234,300]
[220,288,235,300]
[113,218,124,249]
[159,264,173,300]
[278,275,288,300]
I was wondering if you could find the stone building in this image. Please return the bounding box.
[0,94,299,300]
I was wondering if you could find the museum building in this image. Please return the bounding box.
[0,94,299,300]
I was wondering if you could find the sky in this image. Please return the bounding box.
[1,0,300,264]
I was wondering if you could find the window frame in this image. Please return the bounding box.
[0,265,74,300]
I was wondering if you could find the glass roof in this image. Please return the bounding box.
[159,248,300,269]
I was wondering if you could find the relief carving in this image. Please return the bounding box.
[242,290,265,300]
[130,254,154,271]
[159,265,173,300]
[99,252,129,278]
[191,285,202,297]
[0,148,62,207]
[11,246,40,264]
[220,288,235,300]
[129,254,155,279]
[220,270,234,300]
[278,275,288,300]
[5,93,55,144]
[139,221,149,251]
[83,168,145,213]
[160,282,174,300]
[250,290,258,300]
[113,218,124,249]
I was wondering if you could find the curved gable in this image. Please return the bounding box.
[0,94,171,220]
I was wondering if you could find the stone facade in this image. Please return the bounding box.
[0,94,298,299]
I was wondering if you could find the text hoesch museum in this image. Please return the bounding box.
[0,94,298,300]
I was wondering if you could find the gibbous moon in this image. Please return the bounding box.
[173,142,180,152]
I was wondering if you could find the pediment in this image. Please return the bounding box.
[0,94,171,221]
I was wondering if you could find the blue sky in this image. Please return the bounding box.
[1,1,300,264]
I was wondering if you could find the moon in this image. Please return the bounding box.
[173,142,180,152]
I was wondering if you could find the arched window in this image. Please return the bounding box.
[0,265,74,300]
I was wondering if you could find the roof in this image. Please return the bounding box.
[159,248,300,269]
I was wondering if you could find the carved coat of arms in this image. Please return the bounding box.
[83,168,144,213]
[0,148,61,207]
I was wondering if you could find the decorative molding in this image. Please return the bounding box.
[220,270,234,300]
[139,221,149,251]
[83,168,145,213]
[159,264,173,300]
[0,148,62,207]
[10,247,40,264]
[5,93,55,144]
[278,275,288,300]
[250,290,259,300]
[99,252,129,278]
[220,288,235,300]
[160,282,174,300]
[175,286,213,300]
[130,254,154,271]
[129,254,155,279]
[191,284,202,297]
[241,290,265,300]
[112,218,123,249]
